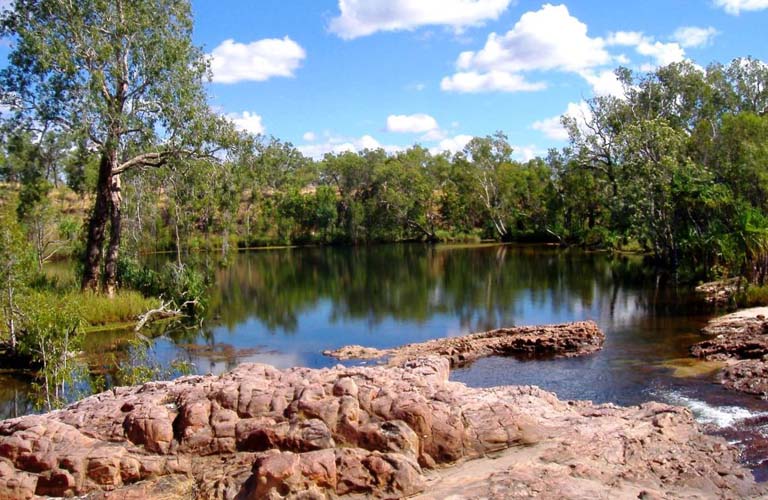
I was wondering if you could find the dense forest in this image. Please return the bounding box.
[1,1,767,407]
[3,57,768,281]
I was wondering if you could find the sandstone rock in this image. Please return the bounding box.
[718,359,768,397]
[692,307,768,396]
[325,321,605,367]
[0,340,762,498]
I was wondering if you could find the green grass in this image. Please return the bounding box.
[740,285,768,307]
[75,291,159,326]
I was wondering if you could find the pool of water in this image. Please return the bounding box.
[2,244,766,476]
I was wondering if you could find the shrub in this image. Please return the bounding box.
[17,291,85,410]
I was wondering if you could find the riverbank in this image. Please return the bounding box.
[0,322,763,499]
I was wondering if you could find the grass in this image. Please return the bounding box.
[75,291,159,326]
[739,284,768,307]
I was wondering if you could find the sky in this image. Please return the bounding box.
[4,0,768,160]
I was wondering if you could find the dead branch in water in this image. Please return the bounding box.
[135,299,198,331]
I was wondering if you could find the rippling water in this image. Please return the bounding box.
[2,244,766,476]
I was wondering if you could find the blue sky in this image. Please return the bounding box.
[5,1,768,160]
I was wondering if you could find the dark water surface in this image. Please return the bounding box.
[2,244,767,475]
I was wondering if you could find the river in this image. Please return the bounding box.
[1,244,767,477]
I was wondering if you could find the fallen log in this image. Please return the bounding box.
[135,300,198,331]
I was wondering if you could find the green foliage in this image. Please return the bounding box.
[0,198,36,350]
[117,256,208,315]
[159,262,208,314]
[738,285,768,307]
[16,291,84,410]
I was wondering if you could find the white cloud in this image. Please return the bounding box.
[329,0,513,39]
[303,131,317,142]
[456,5,611,73]
[579,69,625,97]
[607,30,686,67]
[386,113,439,134]
[441,4,610,93]
[672,26,718,48]
[298,134,402,159]
[429,134,474,155]
[209,37,306,84]
[605,31,646,47]
[715,0,768,14]
[635,40,685,66]
[512,145,540,162]
[421,129,447,141]
[441,71,546,93]
[532,101,592,141]
[531,116,568,141]
[226,112,265,135]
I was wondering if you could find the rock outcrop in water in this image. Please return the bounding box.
[692,307,768,397]
[324,320,605,366]
[0,322,763,499]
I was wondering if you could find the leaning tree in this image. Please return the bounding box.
[0,0,232,295]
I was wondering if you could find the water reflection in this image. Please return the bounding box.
[207,244,671,340]
[0,244,717,414]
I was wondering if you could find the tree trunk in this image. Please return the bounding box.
[104,173,123,297]
[81,150,116,292]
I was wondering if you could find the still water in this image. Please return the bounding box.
[2,244,767,474]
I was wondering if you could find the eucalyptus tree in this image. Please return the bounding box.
[0,0,231,295]
[459,132,517,240]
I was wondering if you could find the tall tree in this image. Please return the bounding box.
[1,0,228,295]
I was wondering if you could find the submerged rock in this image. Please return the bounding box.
[0,351,763,498]
[325,320,605,367]
[692,307,768,397]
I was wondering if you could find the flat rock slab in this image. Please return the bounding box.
[325,320,605,367]
[0,354,763,499]
[692,307,768,396]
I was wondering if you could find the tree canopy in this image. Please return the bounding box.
[1,0,234,294]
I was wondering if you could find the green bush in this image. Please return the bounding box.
[117,256,161,296]
[117,256,208,316]
[736,285,768,307]
[17,291,85,410]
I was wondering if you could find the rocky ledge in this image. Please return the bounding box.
[324,320,605,367]
[0,352,764,498]
[691,307,768,397]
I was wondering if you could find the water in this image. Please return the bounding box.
[2,244,767,475]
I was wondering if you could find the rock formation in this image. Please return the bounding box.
[691,307,768,397]
[0,322,763,499]
[324,320,605,366]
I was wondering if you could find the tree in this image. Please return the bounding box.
[17,292,84,410]
[460,133,517,240]
[1,0,228,296]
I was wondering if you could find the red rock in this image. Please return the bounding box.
[692,308,768,395]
